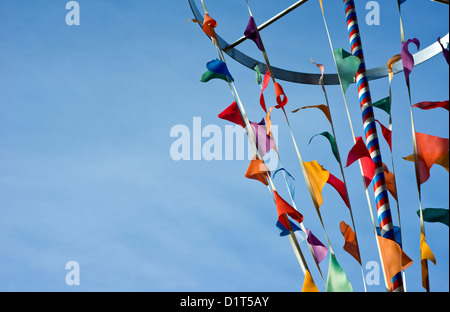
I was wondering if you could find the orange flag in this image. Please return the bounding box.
[245,155,270,186]
[304,161,330,208]
[377,236,413,292]
[420,233,437,291]
[340,221,361,265]
[436,151,449,172]
[302,271,319,292]
[383,164,398,201]
[202,13,217,39]
[292,105,332,124]
[404,133,449,184]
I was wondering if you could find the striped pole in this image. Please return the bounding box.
[343,0,404,292]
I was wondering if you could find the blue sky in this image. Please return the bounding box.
[0,0,448,292]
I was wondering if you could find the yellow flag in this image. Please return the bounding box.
[421,233,437,291]
[302,271,319,292]
[304,161,330,208]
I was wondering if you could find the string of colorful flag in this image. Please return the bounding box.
[187,0,449,292]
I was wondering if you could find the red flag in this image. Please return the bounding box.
[259,70,271,113]
[375,120,392,152]
[327,173,350,209]
[413,101,449,111]
[274,82,288,109]
[218,102,245,128]
[274,191,303,231]
[346,137,376,188]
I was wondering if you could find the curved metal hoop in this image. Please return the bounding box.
[189,0,449,85]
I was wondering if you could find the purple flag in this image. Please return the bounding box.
[401,38,420,86]
[244,16,264,52]
[306,229,328,265]
[250,119,276,157]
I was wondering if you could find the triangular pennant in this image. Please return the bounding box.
[373,97,392,115]
[276,221,302,237]
[334,48,361,94]
[206,59,234,82]
[327,173,350,209]
[401,38,420,86]
[346,137,376,188]
[292,105,332,124]
[245,155,270,186]
[244,16,264,52]
[306,229,328,265]
[403,133,449,184]
[326,253,353,292]
[304,161,330,208]
[375,120,393,152]
[420,233,437,291]
[250,119,276,157]
[383,164,398,201]
[417,208,449,227]
[378,236,413,292]
[274,191,304,231]
[302,271,320,293]
[202,13,217,39]
[218,102,245,128]
[413,100,449,111]
[309,132,340,163]
[340,221,361,265]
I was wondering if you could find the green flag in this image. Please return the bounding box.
[309,132,341,164]
[418,209,449,227]
[326,253,353,292]
[200,70,230,83]
[334,48,361,94]
[373,96,392,115]
[254,64,262,85]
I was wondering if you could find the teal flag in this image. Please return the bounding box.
[309,132,340,163]
[418,209,449,227]
[373,96,392,115]
[326,253,353,292]
[334,48,361,94]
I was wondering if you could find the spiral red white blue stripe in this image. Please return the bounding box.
[343,0,404,292]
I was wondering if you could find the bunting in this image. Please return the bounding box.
[302,271,320,293]
[377,236,413,292]
[274,191,304,232]
[346,137,376,188]
[334,48,361,94]
[245,155,270,186]
[413,100,449,111]
[340,221,361,265]
[326,253,353,292]
[420,233,437,291]
[292,105,332,124]
[417,209,449,227]
[309,132,340,163]
[306,229,329,265]
[218,102,245,128]
[403,133,449,184]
